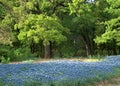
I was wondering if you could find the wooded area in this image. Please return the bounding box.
[0,0,120,61]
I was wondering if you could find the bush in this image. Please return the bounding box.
[0,44,35,62]
[9,47,35,61]
[1,56,10,64]
[0,45,11,58]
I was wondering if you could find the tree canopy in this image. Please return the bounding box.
[0,0,120,60]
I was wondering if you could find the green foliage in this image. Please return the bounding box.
[11,47,35,61]
[1,0,120,58]
[105,0,120,17]
[0,45,11,57]
[0,45,34,61]
[0,14,15,45]
[68,0,97,56]
[94,0,120,46]
[57,45,75,58]
[0,4,5,20]
[1,56,10,64]
[15,14,69,46]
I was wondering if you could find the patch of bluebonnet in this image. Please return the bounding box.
[0,56,120,86]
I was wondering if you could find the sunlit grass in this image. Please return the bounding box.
[32,56,104,63]
[79,58,102,62]
[21,59,34,63]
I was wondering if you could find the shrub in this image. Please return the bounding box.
[0,44,35,62]
[10,47,35,61]
[0,45,11,58]
[1,56,10,64]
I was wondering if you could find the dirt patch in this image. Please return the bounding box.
[96,77,120,86]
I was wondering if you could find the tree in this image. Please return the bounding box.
[15,14,68,58]
[68,0,96,56]
[0,0,15,45]
[94,0,120,55]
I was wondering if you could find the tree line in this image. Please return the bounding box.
[0,0,120,61]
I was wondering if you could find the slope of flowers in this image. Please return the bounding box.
[0,56,120,86]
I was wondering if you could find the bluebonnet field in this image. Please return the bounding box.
[0,56,120,86]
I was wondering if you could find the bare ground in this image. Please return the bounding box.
[96,77,120,86]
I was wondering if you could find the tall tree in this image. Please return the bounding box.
[11,0,70,58]
[68,0,96,56]
[15,14,68,58]
[94,0,120,55]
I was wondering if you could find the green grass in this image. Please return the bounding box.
[21,59,34,63]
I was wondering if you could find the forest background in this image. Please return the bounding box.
[0,0,120,61]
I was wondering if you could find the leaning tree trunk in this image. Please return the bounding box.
[82,34,94,56]
[44,45,50,59]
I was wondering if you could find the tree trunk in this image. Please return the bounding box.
[82,34,94,56]
[85,43,89,56]
[44,45,50,59]
[39,41,44,58]
[50,41,53,58]
[113,46,117,55]
[112,39,117,55]
[30,39,37,53]
[107,46,110,55]
[119,46,120,54]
